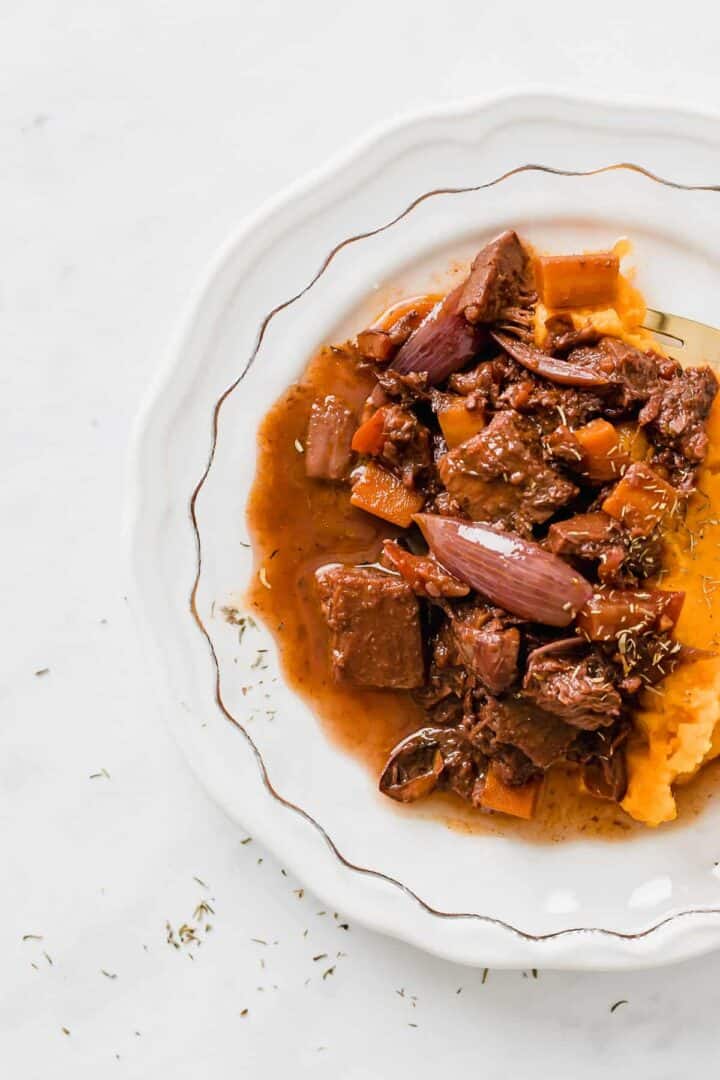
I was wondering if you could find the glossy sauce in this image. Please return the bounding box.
[247,345,720,842]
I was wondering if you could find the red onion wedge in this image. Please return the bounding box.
[415,515,593,627]
[491,331,612,388]
[391,285,487,385]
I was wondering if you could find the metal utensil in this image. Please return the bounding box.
[644,308,720,366]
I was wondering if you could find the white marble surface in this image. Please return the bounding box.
[4,2,720,1074]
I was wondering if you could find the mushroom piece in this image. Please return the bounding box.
[379,727,469,803]
[583,750,628,803]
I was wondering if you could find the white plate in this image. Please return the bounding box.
[127,92,720,970]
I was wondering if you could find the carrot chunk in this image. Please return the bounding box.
[574,418,629,482]
[602,462,679,537]
[480,763,542,820]
[437,397,486,448]
[615,421,650,463]
[350,463,424,527]
[576,587,685,641]
[351,407,387,455]
[535,252,619,308]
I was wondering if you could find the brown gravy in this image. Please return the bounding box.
[246,346,719,842]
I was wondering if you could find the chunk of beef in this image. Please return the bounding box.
[578,337,665,409]
[614,631,688,689]
[501,379,606,432]
[374,404,433,486]
[379,727,485,804]
[316,565,424,689]
[381,540,470,599]
[453,230,531,324]
[448,352,606,431]
[544,315,602,354]
[486,745,541,787]
[305,395,356,480]
[547,511,662,585]
[639,366,718,467]
[546,512,629,584]
[448,357,501,399]
[437,410,578,532]
[522,647,622,730]
[375,369,431,405]
[544,424,585,467]
[477,696,578,769]
[414,621,470,709]
[450,606,520,694]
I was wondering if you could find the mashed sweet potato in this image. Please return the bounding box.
[534,243,720,825]
[535,240,661,354]
[622,397,720,825]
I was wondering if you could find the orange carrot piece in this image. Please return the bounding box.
[480,763,542,820]
[350,463,424,527]
[535,252,619,308]
[576,587,685,642]
[437,397,485,448]
[574,418,629,482]
[351,408,387,455]
[602,462,679,537]
[616,421,650,463]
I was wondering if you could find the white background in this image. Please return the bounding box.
[4,2,720,1075]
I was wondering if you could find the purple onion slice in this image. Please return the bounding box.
[491,330,613,388]
[415,514,593,627]
[391,285,487,384]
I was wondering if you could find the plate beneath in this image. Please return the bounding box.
[128,92,720,969]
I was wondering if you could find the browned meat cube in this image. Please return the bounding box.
[305,395,356,480]
[640,365,718,462]
[453,230,529,324]
[522,648,621,730]
[315,565,424,689]
[478,696,577,769]
[438,410,577,532]
[546,511,629,584]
